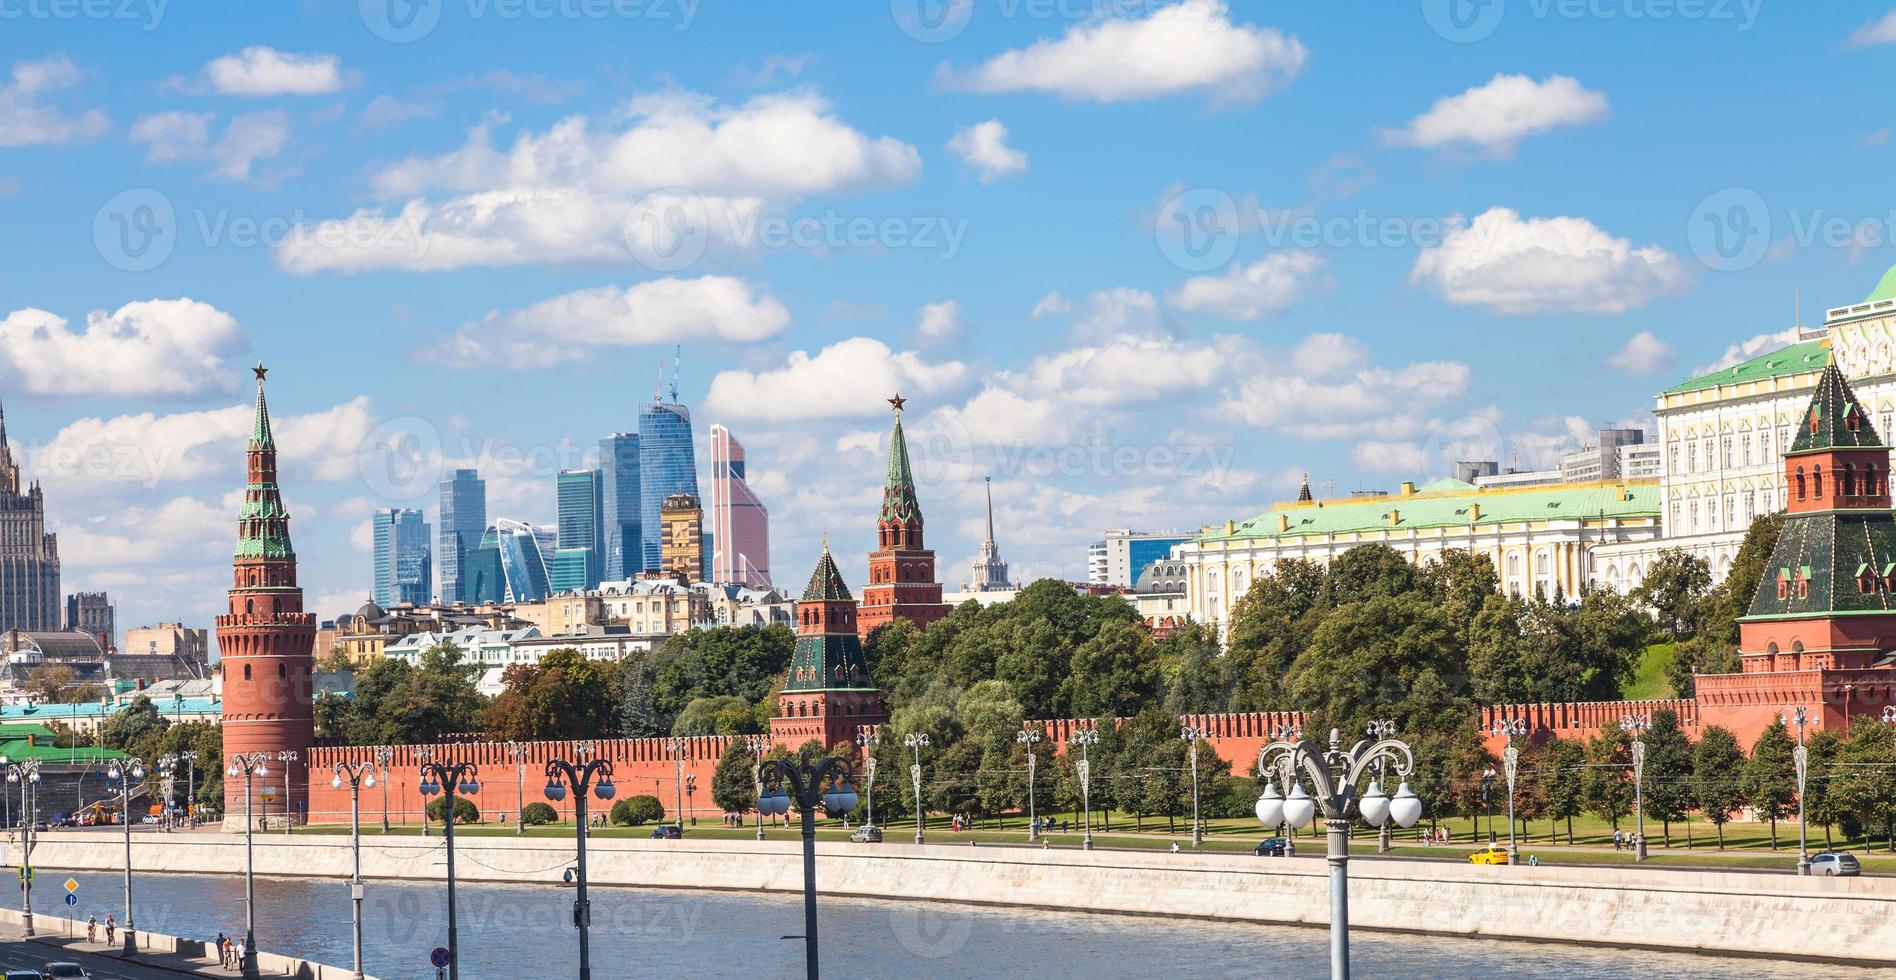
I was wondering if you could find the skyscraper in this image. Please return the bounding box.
[709,424,770,587]
[661,492,704,584]
[598,433,641,582]
[372,508,431,606]
[475,519,556,602]
[639,401,699,574]
[218,363,316,828]
[437,468,486,605]
[553,468,603,592]
[64,591,116,647]
[966,477,1016,592]
[0,400,60,632]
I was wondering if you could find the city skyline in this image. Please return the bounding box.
[12,5,1896,635]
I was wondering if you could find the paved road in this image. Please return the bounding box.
[0,938,202,979]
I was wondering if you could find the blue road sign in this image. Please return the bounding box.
[430,947,451,968]
[64,893,76,906]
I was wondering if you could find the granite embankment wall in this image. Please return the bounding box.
[13,833,1895,966]
[0,905,369,979]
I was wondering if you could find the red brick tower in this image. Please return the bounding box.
[1698,362,1896,738]
[217,364,317,828]
[771,542,885,748]
[857,394,951,637]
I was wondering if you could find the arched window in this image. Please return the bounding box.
[243,664,252,681]
[1796,467,1807,500]
[1814,465,1824,498]
[1844,463,1857,498]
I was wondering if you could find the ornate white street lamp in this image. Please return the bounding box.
[1016,728,1042,841]
[1489,718,1527,865]
[1069,728,1100,850]
[1786,707,1811,876]
[1620,714,1650,862]
[904,733,929,844]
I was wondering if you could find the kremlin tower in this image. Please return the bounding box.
[771,541,886,747]
[217,364,317,828]
[857,395,951,637]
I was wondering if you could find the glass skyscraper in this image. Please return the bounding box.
[553,468,603,592]
[372,507,432,606]
[598,433,641,582]
[437,468,486,604]
[474,518,555,603]
[638,401,699,574]
[709,424,770,587]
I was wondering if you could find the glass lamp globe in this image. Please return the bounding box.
[257,764,269,777]
[544,781,567,802]
[1254,784,1284,826]
[1359,780,1390,828]
[1282,783,1317,829]
[330,775,344,791]
[1389,782,1423,829]
[364,773,376,789]
[594,780,616,801]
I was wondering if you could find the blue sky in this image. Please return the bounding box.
[5,0,1896,636]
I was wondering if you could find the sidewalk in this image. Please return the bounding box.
[0,919,249,978]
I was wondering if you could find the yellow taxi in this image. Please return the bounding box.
[1468,845,1510,865]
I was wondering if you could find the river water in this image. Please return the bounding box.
[39,869,1895,980]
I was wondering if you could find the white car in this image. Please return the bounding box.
[41,964,90,979]
[1810,852,1862,877]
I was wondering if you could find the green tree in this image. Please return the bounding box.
[1541,736,1586,844]
[1669,511,1784,696]
[101,696,170,751]
[617,655,662,737]
[1742,719,1799,849]
[673,695,762,736]
[1063,619,1159,718]
[1692,725,1747,848]
[1157,621,1230,715]
[481,648,617,740]
[1637,548,1712,639]
[1804,728,1846,848]
[1583,725,1634,831]
[1830,720,1896,851]
[711,738,758,814]
[1641,709,1695,847]
[313,691,354,740]
[611,795,665,826]
[26,663,106,704]
[426,795,479,824]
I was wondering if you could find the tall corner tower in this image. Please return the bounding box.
[857,395,951,638]
[772,542,884,748]
[217,364,317,828]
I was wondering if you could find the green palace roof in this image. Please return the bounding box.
[1663,339,1829,396]
[1197,480,1659,543]
[1868,263,1896,304]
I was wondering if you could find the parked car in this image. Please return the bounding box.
[6,969,46,979]
[850,825,883,843]
[1468,846,1510,866]
[650,824,683,840]
[1810,852,1861,877]
[1254,837,1290,857]
[40,964,89,979]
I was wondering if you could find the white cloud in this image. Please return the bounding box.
[349,519,375,553]
[1692,326,1803,375]
[1067,287,1162,339]
[948,119,1028,183]
[358,95,441,130]
[0,56,109,147]
[939,0,1306,105]
[1009,333,1227,407]
[59,495,230,569]
[129,109,289,181]
[1848,11,1896,47]
[1030,291,1072,319]
[704,338,967,421]
[430,275,791,368]
[1291,333,1370,378]
[203,47,348,96]
[1606,330,1675,376]
[279,90,920,273]
[932,388,1072,447]
[1351,441,1430,475]
[1223,356,1471,440]
[1410,207,1693,315]
[0,299,248,396]
[1168,251,1327,320]
[916,300,965,345]
[1385,74,1608,157]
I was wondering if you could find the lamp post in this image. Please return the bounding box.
[1620,714,1650,862]
[1786,707,1812,876]
[544,749,615,980]
[1181,725,1206,846]
[276,749,298,834]
[372,747,393,833]
[418,759,480,980]
[1069,729,1099,850]
[415,747,434,837]
[2,758,41,935]
[107,755,146,954]
[508,742,528,835]
[155,757,174,831]
[855,731,878,829]
[745,735,771,840]
[1016,728,1042,840]
[1254,727,1421,980]
[1263,723,1300,843]
[1479,766,1496,844]
[330,761,376,980]
[1489,718,1527,865]
[178,750,199,829]
[904,733,928,845]
[226,752,270,979]
[667,737,688,833]
[1363,722,1397,853]
[757,750,857,980]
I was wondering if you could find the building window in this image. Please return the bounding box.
[1742,434,1752,466]
[1814,465,1824,498]
[1795,467,1806,500]
[1745,491,1756,522]
[1726,494,1736,529]
[1668,445,1679,475]
[1723,437,1733,467]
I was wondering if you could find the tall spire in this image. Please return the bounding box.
[879,395,920,526]
[1297,473,1313,502]
[983,476,996,546]
[0,396,16,495]
[238,363,292,560]
[250,361,275,450]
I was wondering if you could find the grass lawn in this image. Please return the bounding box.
[1622,640,1677,701]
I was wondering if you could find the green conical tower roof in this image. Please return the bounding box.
[802,539,853,602]
[1787,363,1885,455]
[249,361,275,450]
[236,364,294,560]
[879,396,921,525]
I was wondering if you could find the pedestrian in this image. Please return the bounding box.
[104,912,115,944]
[1170,841,1180,853]
[1613,830,1623,851]
[236,936,247,968]
[87,914,96,942]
